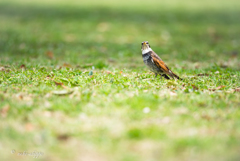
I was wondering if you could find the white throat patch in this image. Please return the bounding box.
[142,48,152,54]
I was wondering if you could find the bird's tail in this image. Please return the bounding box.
[170,71,182,80]
[173,72,183,80]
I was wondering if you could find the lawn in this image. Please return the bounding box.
[0,0,240,161]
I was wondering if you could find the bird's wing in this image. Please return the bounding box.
[151,52,175,78]
[151,53,182,80]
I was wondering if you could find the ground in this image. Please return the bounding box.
[0,0,240,161]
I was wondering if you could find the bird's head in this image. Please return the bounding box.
[141,41,152,54]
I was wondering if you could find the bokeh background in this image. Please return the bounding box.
[1,0,239,68]
[0,0,240,161]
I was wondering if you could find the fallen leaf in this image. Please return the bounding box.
[20,64,26,69]
[54,81,63,86]
[191,84,199,90]
[54,81,69,89]
[46,74,54,80]
[209,85,226,91]
[216,85,226,90]
[16,93,23,100]
[46,51,54,59]
[55,65,62,70]
[106,71,112,74]
[197,73,210,76]
[63,63,72,68]
[57,134,70,141]
[0,105,10,118]
[208,89,215,91]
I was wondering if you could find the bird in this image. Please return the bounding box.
[141,41,181,80]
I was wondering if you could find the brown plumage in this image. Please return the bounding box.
[141,41,181,80]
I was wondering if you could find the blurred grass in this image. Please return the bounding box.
[0,0,240,161]
[0,0,240,67]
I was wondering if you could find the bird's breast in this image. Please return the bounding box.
[142,53,164,74]
[142,53,151,61]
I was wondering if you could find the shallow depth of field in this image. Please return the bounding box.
[0,0,240,161]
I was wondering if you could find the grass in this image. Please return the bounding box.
[0,0,240,161]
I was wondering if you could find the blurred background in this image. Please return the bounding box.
[0,0,239,69]
[0,0,240,161]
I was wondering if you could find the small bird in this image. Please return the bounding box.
[141,41,181,80]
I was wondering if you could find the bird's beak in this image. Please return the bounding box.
[142,42,148,50]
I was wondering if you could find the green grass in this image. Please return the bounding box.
[0,0,240,161]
